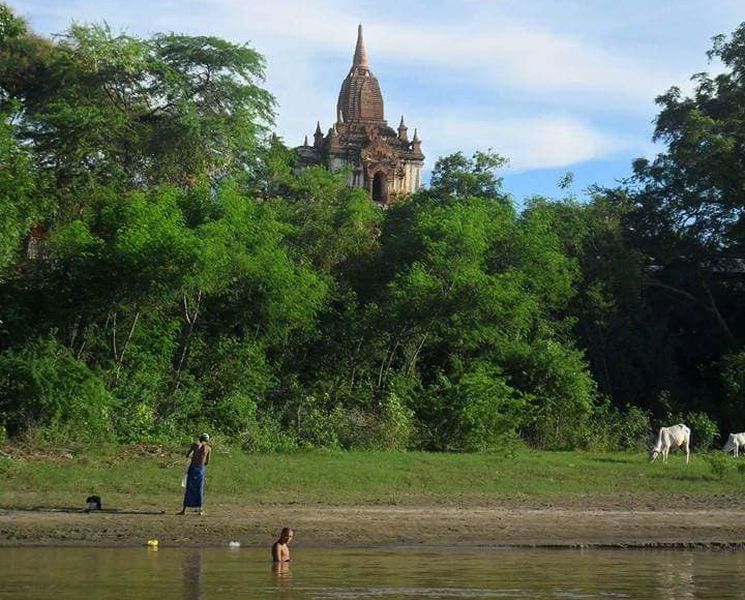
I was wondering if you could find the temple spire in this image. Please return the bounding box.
[411,127,423,158]
[313,120,324,147]
[398,115,408,142]
[353,24,369,68]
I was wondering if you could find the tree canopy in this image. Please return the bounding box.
[1,7,744,452]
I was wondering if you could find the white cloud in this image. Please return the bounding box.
[22,0,677,103]
[12,0,732,180]
[195,0,676,105]
[424,115,635,172]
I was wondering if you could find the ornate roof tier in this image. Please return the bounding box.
[336,25,385,124]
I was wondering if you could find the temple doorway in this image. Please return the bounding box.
[372,171,388,204]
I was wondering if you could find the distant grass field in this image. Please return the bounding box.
[1,446,743,510]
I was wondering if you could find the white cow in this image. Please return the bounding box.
[723,433,745,457]
[649,424,691,464]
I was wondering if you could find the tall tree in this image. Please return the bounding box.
[0,15,275,219]
[609,23,745,423]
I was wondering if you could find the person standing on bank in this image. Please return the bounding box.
[179,433,211,515]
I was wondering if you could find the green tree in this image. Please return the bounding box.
[428,150,509,201]
[1,19,274,219]
[0,118,43,281]
[610,23,745,425]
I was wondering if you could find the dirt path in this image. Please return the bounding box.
[2,504,745,548]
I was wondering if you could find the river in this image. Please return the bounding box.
[2,547,744,599]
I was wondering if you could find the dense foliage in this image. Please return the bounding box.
[1,6,744,451]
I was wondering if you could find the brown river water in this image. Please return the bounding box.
[2,547,745,599]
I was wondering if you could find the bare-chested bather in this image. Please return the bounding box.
[272,527,294,562]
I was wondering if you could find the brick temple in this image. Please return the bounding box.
[296,25,424,205]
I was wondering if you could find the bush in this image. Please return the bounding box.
[195,338,274,424]
[209,394,260,438]
[413,364,525,452]
[0,338,116,439]
[155,382,206,440]
[334,375,416,450]
[584,400,651,451]
[114,402,156,442]
[508,340,597,449]
[239,411,297,453]
[295,395,342,449]
[377,377,416,449]
[703,452,731,480]
[683,411,719,450]
[619,405,654,450]
[110,312,179,439]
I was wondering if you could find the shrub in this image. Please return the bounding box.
[294,395,342,449]
[683,411,719,450]
[239,410,297,453]
[414,363,525,452]
[335,375,416,450]
[508,340,597,449]
[155,382,206,441]
[209,394,260,438]
[377,377,416,449]
[584,400,651,451]
[114,402,156,442]
[619,405,653,450]
[0,338,116,439]
[703,452,730,480]
[196,338,274,423]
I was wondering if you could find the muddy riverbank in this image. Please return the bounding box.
[3,504,745,549]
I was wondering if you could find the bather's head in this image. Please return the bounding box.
[278,527,294,544]
[199,433,210,443]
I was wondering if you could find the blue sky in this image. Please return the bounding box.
[11,0,745,201]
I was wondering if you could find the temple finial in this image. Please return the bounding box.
[411,127,423,157]
[353,24,369,68]
[304,135,309,146]
[314,121,322,135]
[398,116,408,141]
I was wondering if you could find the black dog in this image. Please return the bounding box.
[85,495,102,511]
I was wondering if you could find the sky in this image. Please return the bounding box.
[10,0,745,201]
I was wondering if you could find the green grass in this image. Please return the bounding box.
[1,446,743,510]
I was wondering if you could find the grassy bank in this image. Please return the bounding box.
[1,445,744,511]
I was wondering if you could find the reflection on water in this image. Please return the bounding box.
[182,551,203,600]
[657,552,694,600]
[274,560,292,578]
[2,546,745,599]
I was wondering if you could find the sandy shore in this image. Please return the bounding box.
[2,504,745,549]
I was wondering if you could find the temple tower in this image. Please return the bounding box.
[296,25,424,205]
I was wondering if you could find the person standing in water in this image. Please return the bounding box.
[179,433,211,515]
[272,528,294,562]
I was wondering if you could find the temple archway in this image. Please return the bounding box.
[372,171,388,204]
